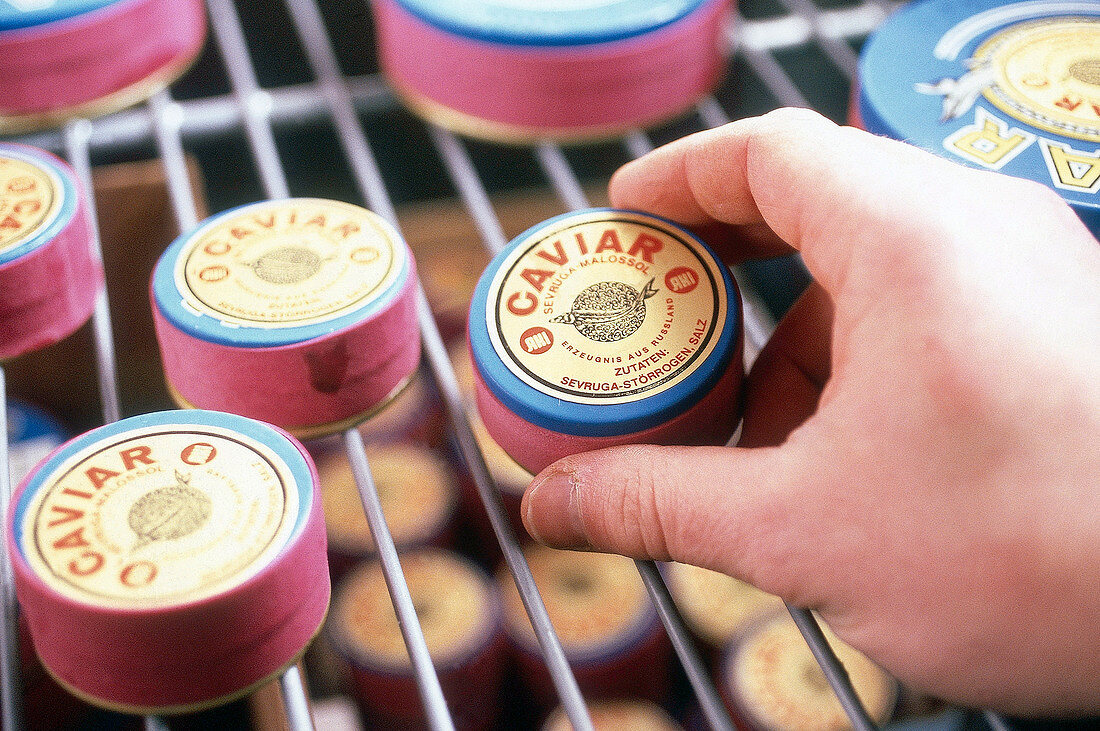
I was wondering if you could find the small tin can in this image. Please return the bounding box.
[151,198,421,439]
[469,209,743,475]
[0,0,207,133]
[328,549,506,731]
[543,699,682,730]
[855,0,1100,236]
[498,544,671,707]
[372,0,733,144]
[316,441,458,577]
[719,613,897,731]
[6,409,330,714]
[0,144,100,361]
[663,561,781,652]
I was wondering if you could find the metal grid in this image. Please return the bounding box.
[0,1,1015,730]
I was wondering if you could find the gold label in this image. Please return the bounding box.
[502,545,648,649]
[318,443,454,553]
[176,199,404,328]
[667,562,781,647]
[733,617,894,730]
[336,551,492,666]
[980,17,1100,142]
[0,154,63,255]
[21,425,299,608]
[486,211,727,405]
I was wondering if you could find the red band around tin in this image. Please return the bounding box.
[0,144,100,361]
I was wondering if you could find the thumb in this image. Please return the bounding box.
[521,442,823,600]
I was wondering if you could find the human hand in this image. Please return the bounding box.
[520,108,1100,716]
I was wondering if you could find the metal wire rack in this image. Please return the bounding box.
[0,1,1015,730]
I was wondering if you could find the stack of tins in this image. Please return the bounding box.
[715,613,898,731]
[314,441,458,579]
[5,410,330,714]
[853,0,1100,237]
[0,144,100,362]
[372,0,734,144]
[327,549,505,730]
[498,545,671,709]
[0,0,206,133]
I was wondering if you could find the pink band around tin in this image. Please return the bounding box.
[472,327,743,475]
[152,258,421,439]
[7,428,330,714]
[0,150,100,362]
[0,0,206,126]
[375,0,732,142]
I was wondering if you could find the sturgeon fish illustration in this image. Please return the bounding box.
[552,278,659,343]
[128,470,212,550]
[245,245,335,284]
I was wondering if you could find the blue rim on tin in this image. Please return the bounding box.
[857,0,1100,235]
[469,208,740,438]
[6,399,67,445]
[10,409,315,561]
[151,199,411,349]
[0,0,122,32]
[0,144,78,265]
[393,0,713,46]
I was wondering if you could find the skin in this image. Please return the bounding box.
[520,109,1100,716]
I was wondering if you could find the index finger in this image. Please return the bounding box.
[609,107,996,293]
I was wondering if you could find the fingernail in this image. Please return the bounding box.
[523,468,588,549]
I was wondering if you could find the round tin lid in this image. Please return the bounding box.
[726,615,896,731]
[0,144,77,266]
[10,410,314,610]
[317,442,456,554]
[0,0,120,31]
[330,549,499,672]
[393,0,713,46]
[499,544,654,660]
[152,198,411,348]
[858,0,1100,234]
[470,208,739,437]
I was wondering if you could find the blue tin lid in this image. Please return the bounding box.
[858,0,1100,235]
[6,400,67,487]
[0,0,121,32]
[152,198,412,349]
[0,144,79,265]
[394,0,712,46]
[10,409,315,607]
[469,208,740,437]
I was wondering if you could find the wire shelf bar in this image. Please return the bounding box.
[0,2,1018,730]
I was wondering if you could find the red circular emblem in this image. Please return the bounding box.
[181,443,217,465]
[519,327,554,355]
[664,267,699,294]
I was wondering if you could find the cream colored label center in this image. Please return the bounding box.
[177,199,403,328]
[0,155,63,255]
[981,17,1100,142]
[487,212,727,405]
[22,425,299,608]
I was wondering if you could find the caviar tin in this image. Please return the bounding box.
[152,198,421,439]
[498,544,670,706]
[719,614,897,731]
[328,549,505,730]
[0,144,99,361]
[663,561,781,651]
[316,441,457,576]
[855,0,1100,235]
[6,409,330,714]
[543,699,682,731]
[0,0,207,133]
[469,209,743,474]
[373,0,733,144]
